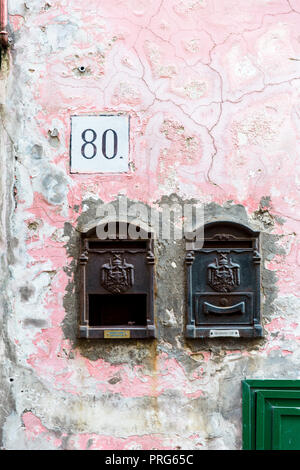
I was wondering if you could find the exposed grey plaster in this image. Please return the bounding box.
[0,116,16,448]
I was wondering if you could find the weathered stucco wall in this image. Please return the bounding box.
[1,0,300,450]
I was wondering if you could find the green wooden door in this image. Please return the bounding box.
[243,380,300,450]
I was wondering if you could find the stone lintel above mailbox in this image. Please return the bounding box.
[185,221,262,339]
[79,222,155,339]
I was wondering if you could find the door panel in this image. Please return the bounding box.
[255,390,300,450]
[242,380,300,450]
[273,408,300,450]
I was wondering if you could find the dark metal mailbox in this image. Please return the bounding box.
[78,223,155,339]
[185,221,262,339]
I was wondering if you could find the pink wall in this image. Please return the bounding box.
[1,0,300,450]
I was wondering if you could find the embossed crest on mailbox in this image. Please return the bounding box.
[79,223,155,339]
[185,221,262,339]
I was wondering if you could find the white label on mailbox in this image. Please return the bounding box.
[209,329,240,338]
[70,115,129,173]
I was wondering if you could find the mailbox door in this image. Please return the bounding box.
[79,227,155,339]
[185,221,262,339]
[193,249,255,327]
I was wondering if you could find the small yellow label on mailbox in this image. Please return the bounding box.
[104,330,130,339]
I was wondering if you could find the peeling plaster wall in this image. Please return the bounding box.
[1,0,300,450]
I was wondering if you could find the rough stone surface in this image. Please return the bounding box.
[1,0,300,450]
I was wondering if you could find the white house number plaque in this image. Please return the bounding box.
[70,115,129,173]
